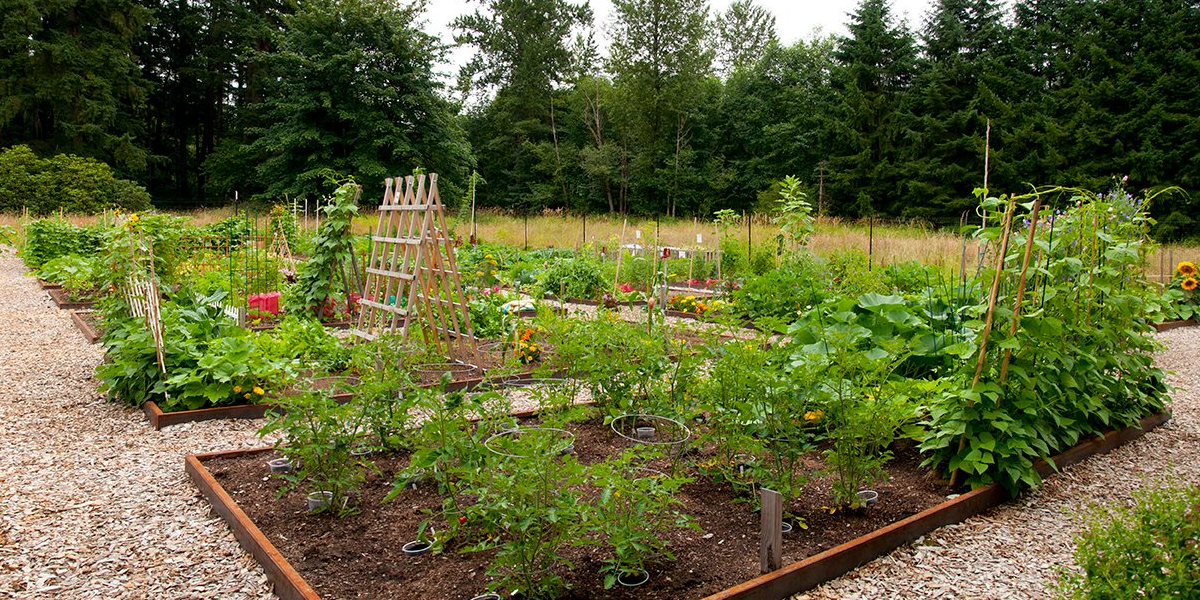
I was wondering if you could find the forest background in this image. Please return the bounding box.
[1,0,1197,238]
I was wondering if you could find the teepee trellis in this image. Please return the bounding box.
[353,173,478,362]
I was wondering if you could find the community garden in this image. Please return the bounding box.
[7,176,1199,600]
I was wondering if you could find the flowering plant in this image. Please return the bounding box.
[513,327,542,363]
[666,294,725,315]
[1160,261,1200,320]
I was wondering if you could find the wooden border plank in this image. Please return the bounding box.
[69,309,102,343]
[700,411,1171,600]
[1153,319,1199,332]
[47,287,95,310]
[186,450,322,600]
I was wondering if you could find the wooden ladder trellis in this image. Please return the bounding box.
[353,173,478,362]
[266,215,297,274]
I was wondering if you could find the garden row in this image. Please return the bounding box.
[10,181,1196,598]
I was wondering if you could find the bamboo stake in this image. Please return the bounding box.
[950,196,1016,487]
[971,196,1017,388]
[998,197,1043,384]
[613,218,628,291]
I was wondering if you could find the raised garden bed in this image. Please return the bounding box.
[184,409,1169,600]
[47,287,95,310]
[38,278,62,290]
[143,377,359,430]
[1153,319,1199,332]
[69,309,103,343]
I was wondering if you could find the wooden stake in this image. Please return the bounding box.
[613,218,628,291]
[999,197,1043,384]
[760,488,783,573]
[971,196,1017,388]
[950,196,1016,487]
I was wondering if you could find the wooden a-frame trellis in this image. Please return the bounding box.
[353,173,478,362]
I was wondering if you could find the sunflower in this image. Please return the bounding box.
[1183,277,1199,292]
[1178,261,1199,277]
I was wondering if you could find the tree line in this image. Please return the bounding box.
[1,0,1197,236]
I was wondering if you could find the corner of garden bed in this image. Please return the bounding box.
[186,411,1170,600]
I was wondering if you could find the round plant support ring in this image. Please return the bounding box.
[402,540,432,556]
[302,374,360,395]
[306,491,333,512]
[469,594,501,600]
[267,458,293,473]
[484,427,576,459]
[616,569,650,587]
[858,489,879,507]
[610,413,691,447]
[412,362,478,377]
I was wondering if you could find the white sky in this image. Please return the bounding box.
[422,0,939,77]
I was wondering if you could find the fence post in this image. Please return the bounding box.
[745,211,751,260]
[868,215,874,271]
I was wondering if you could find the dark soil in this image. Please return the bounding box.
[204,417,954,600]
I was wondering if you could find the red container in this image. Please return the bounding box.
[248,292,282,318]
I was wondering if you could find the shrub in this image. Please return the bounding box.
[1057,482,1200,599]
[0,145,151,215]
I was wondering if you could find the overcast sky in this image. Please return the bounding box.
[422,0,939,76]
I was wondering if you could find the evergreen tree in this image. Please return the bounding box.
[827,0,918,217]
[139,0,290,207]
[222,0,470,203]
[0,0,151,171]
[902,0,1012,219]
[717,37,838,211]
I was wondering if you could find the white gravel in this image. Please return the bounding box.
[2,242,1195,600]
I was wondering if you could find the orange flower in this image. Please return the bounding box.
[1183,277,1199,292]
[1177,261,1198,277]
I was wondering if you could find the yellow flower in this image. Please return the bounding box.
[476,271,484,277]
[485,254,494,259]
[1177,261,1198,277]
[243,393,252,399]
[803,410,823,421]
[1184,277,1199,292]
[233,385,243,393]
[128,213,140,223]
[253,386,265,396]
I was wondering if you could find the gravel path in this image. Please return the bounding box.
[1,242,1195,600]
[0,247,277,600]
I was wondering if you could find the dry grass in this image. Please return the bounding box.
[3,208,1198,279]
[457,212,975,271]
